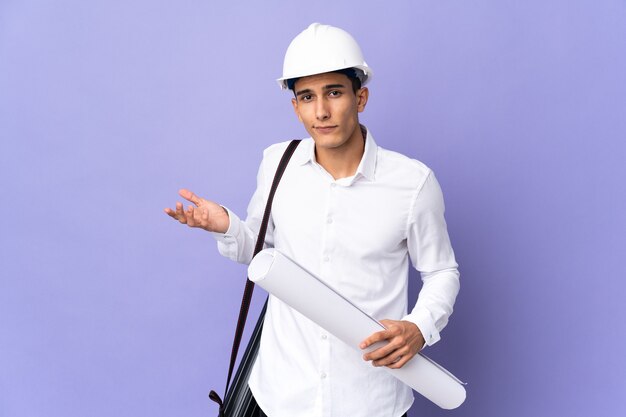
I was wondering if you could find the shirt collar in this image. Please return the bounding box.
[295,125,378,182]
[357,127,377,181]
[295,138,316,166]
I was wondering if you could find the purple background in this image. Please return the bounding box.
[1,1,625,416]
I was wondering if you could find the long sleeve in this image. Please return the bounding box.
[403,171,460,347]
[212,151,274,265]
[216,133,457,416]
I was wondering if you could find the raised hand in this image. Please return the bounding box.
[164,189,230,233]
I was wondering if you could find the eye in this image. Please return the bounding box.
[328,90,342,97]
[300,94,313,102]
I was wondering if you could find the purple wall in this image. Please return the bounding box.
[1,1,625,416]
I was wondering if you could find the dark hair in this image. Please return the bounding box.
[289,68,363,95]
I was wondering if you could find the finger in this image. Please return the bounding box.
[186,206,196,226]
[363,339,400,362]
[360,329,391,349]
[179,188,201,206]
[164,208,178,219]
[385,352,415,369]
[198,207,210,228]
[175,202,187,224]
[371,343,411,365]
[201,207,209,224]
[373,352,403,368]
[191,206,207,228]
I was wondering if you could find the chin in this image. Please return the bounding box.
[312,136,345,150]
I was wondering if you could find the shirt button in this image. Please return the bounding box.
[321,372,327,379]
[326,218,333,224]
[323,256,330,262]
[330,183,336,188]
[321,334,327,340]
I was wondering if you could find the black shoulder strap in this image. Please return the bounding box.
[209,139,301,411]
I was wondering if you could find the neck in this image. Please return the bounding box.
[315,125,366,180]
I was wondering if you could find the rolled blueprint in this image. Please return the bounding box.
[248,248,466,410]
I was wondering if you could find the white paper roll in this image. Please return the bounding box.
[248,248,466,410]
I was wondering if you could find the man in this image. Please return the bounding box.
[165,23,459,417]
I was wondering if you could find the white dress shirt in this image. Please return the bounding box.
[213,128,460,417]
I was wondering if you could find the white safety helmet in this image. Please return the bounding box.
[277,23,373,90]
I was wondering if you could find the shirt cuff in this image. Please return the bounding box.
[403,308,441,349]
[210,206,240,242]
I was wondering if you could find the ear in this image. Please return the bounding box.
[291,97,303,123]
[356,87,369,113]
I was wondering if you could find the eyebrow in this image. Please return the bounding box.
[295,83,347,97]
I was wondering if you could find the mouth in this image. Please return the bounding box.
[314,125,338,134]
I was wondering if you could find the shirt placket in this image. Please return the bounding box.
[318,180,337,417]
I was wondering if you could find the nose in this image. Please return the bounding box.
[315,98,330,121]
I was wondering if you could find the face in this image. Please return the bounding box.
[291,72,369,152]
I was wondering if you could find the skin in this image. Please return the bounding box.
[291,72,367,179]
[163,189,229,234]
[164,71,425,368]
